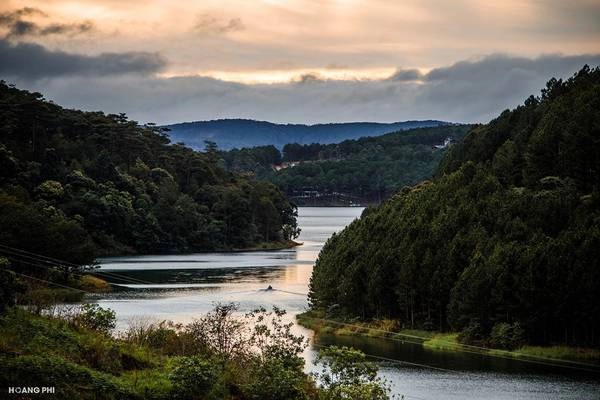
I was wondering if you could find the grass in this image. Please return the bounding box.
[298,310,600,364]
[296,310,434,341]
[79,275,111,293]
[499,345,600,363]
[422,333,462,351]
[0,308,171,399]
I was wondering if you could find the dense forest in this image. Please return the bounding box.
[0,82,299,268]
[221,125,471,204]
[308,66,600,348]
[165,118,448,150]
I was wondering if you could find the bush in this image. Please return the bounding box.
[458,320,485,346]
[489,322,526,350]
[21,288,84,314]
[241,358,312,400]
[314,346,390,400]
[169,356,216,399]
[123,318,184,355]
[75,304,116,335]
[79,275,110,293]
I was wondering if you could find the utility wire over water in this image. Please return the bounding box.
[4,206,600,399]
[5,243,598,376]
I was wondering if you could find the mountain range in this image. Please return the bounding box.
[163,119,450,150]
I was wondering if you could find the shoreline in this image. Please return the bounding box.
[96,239,302,258]
[297,311,600,365]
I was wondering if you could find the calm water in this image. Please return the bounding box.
[94,207,600,400]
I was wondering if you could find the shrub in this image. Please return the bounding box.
[169,356,216,399]
[489,322,526,350]
[79,275,110,293]
[458,320,485,346]
[75,304,116,335]
[314,346,390,400]
[241,357,311,400]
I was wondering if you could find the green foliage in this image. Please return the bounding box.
[0,257,24,312]
[0,305,328,400]
[169,356,216,399]
[0,81,298,266]
[308,66,600,348]
[314,346,390,400]
[489,322,526,351]
[0,303,395,399]
[241,357,313,400]
[75,304,116,335]
[224,125,471,204]
[0,354,138,400]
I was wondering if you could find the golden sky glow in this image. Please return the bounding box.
[2,0,600,84]
[1,1,599,124]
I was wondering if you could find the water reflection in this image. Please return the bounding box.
[94,207,363,326]
[91,207,600,399]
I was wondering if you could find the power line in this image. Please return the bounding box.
[0,245,157,286]
[0,243,84,268]
[13,271,89,294]
[4,244,597,373]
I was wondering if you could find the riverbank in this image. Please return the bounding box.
[231,239,302,252]
[97,240,302,258]
[297,310,600,364]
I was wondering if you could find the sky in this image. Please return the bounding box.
[0,0,599,124]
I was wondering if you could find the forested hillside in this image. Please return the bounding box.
[221,125,471,204]
[268,126,471,203]
[165,119,449,150]
[0,82,299,266]
[308,66,600,347]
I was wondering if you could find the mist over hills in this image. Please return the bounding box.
[163,119,450,150]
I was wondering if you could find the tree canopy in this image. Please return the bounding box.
[222,125,471,204]
[0,82,299,271]
[308,66,600,348]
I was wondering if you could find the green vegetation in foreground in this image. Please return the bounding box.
[221,125,472,204]
[0,303,392,399]
[297,311,600,364]
[308,67,600,351]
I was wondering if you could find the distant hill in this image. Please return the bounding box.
[219,124,472,205]
[163,119,450,150]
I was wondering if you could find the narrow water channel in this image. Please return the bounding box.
[95,207,600,400]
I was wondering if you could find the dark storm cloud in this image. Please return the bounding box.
[0,39,168,79]
[0,7,93,38]
[6,53,600,125]
[195,14,244,35]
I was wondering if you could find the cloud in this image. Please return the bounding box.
[195,14,244,35]
[294,72,324,84]
[388,68,424,82]
[0,7,46,23]
[0,39,167,79]
[0,7,93,38]
[5,53,600,125]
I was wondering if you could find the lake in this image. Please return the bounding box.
[95,207,600,400]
